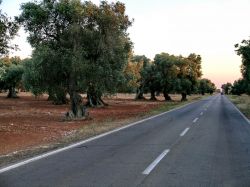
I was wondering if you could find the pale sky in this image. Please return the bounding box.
[2,0,250,88]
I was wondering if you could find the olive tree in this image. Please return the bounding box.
[0,0,18,56]
[154,53,178,101]
[0,57,24,98]
[19,0,132,118]
[235,38,250,94]
[175,54,202,101]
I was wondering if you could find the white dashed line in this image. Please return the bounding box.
[180,127,190,137]
[142,149,170,175]
[193,118,199,123]
[200,112,203,116]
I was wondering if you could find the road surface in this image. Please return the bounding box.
[1,95,250,187]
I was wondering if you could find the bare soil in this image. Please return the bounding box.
[0,93,164,156]
[0,92,204,166]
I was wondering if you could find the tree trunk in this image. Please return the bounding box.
[150,90,157,101]
[163,90,172,101]
[181,93,187,101]
[65,91,88,120]
[135,86,145,100]
[86,93,106,107]
[85,84,107,107]
[47,93,54,101]
[65,28,89,120]
[66,73,88,120]
[7,87,18,98]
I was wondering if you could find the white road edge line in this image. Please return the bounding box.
[0,99,203,174]
[200,112,203,116]
[193,117,199,123]
[226,96,250,125]
[180,127,190,137]
[142,149,170,175]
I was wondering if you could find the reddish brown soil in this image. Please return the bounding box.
[0,93,163,155]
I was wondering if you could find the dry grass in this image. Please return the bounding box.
[227,94,250,119]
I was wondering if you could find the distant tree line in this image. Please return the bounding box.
[121,53,216,101]
[0,0,216,119]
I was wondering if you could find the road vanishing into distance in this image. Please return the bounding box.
[1,95,250,187]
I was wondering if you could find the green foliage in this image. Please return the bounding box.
[0,61,6,88]
[235,38,250,95]
[133,52,203,101]
[0,1,19,56]
[3,64,23,88]
[124,54,151,99]
[0,56,24,97]
[231,79,245,95]
[221,82,232,95]
[144,63,162,100]
[120,56,142,93]
[173,54,202,100]
[19,0,132,113]
[22,57,47,96]
[198,78,216,95]
[154,53,178,99]
[132,55,151,68]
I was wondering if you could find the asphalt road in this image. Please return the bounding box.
[1,95,250,187]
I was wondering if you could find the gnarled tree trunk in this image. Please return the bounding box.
[7,86,18,98]
[135,86,145,100]
[66,72,88,120]
[65,91,88,120]
[163,89,172,101]
[150,90,157,101]
[86,84,108,107]
[181,93,187,101]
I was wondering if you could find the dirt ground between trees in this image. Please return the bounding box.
[0,92,203,166]
[0,93,162,155]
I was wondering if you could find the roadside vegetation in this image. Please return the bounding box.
[221,37,250,118]
[0,93,207,167]
[0,0,216,166]
[227,95,250,120]
[222,37,250,96]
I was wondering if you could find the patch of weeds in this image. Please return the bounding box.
[227,95,250,119]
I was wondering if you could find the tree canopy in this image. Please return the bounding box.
[0,56,24,98]
[130,52,204,101]
[198,78,216,95]
[19,0,133,118]
[0,0,19,56]
[0,0,215,120]
[231,79,245,95]
[235,38,250,95]
[221,82,232,95]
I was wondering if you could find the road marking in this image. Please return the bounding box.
[193,118,199,123]
[226,97,250,125]
[180,127,190,136]
[200,112,203,116]
[142,149,170,175]
[0,99,205,174]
